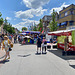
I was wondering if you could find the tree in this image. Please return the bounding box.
[3,21,15,34]
[33,24,37,31]
[22,27,27,31]
[5,18,7,24]
[38,19,43,32]
[0,12,4,26]
[49,9,58,31]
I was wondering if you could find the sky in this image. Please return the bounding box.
[0,0,75,31]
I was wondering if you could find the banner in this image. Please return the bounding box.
[72,30,75,45]
[57,36,66,43]
[0,27,1,33]
[57,43,75,51]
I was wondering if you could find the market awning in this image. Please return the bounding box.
[48,29,75,36]
[24,36,31,38]
[57,23,61,26]
[61,21,67,26]
[19,33,26,35]
[69,20,74,23]
[22,31,40,34]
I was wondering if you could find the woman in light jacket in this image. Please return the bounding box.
[2,36,11,60]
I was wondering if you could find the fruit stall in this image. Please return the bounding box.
[48,29,75,51]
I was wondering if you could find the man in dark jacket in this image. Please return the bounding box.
[37,36,42,53]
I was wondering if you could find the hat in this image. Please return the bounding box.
[43,37,45,39]
[4,36,8,38]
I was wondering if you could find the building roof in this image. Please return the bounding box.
[59,4,75,13]
[42,15,52,19]
[42,15,52,21]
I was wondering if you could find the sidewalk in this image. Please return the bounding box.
[0,48,5,60]
[0,48,5,67]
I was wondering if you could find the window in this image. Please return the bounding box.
[69,21,74,25]
[70,10,74,14]
[65,12,68,16]
[69,22,73,25]
[45,16,47,21]
[60,14,61,18]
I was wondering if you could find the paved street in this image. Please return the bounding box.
[0,44,75,75]
[0,48,5,68]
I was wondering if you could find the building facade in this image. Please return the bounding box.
[57,4,75,30]
[15,28,19,35]
[42,15,52,34]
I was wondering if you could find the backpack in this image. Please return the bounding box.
[44,41,47,44]
[37,38,42,44]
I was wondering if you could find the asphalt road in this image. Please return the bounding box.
[0,44,75,75]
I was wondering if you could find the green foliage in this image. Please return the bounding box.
[0,12,4,26]
[19,31,22,33]
[0,12,15,34]
[22,27,27,31]
[3,23,15,34]
[49,9,58,31]
[38,19,43,32]
[5,18,7,24]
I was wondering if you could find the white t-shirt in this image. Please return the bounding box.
[4,40,9,48]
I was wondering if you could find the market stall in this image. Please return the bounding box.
[22,31,40,34]
[22,31,41,44]
[48,29,75,51]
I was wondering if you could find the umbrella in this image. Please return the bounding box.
[24,36,31,38]
[20,33,26,35]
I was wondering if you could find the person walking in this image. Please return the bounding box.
[63,36,69,55]
[36,36,42,53]
[2,36,12,60]
[14,35,17,43]
[64,36,69,51]
[42,37,47,53]
[8,34,12,41]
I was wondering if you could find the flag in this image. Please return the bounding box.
[42,30,44,34]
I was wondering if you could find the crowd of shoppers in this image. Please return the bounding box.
[0,33,58,60]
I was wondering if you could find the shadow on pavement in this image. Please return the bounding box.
[47,49,75,69]
[48,49,75,60]
[18,54,31,57]
[70,65,75,69]
[20,44,36,46]
[0,55,6,59]
[0,60,9,64]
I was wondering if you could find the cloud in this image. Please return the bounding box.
[50,3,70,14]
[12,19,39,31]
[15,7,47,19]
[15,10,33,19]
[23,0,50,9]
[6,17,11,20]
[12,25,23,31]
